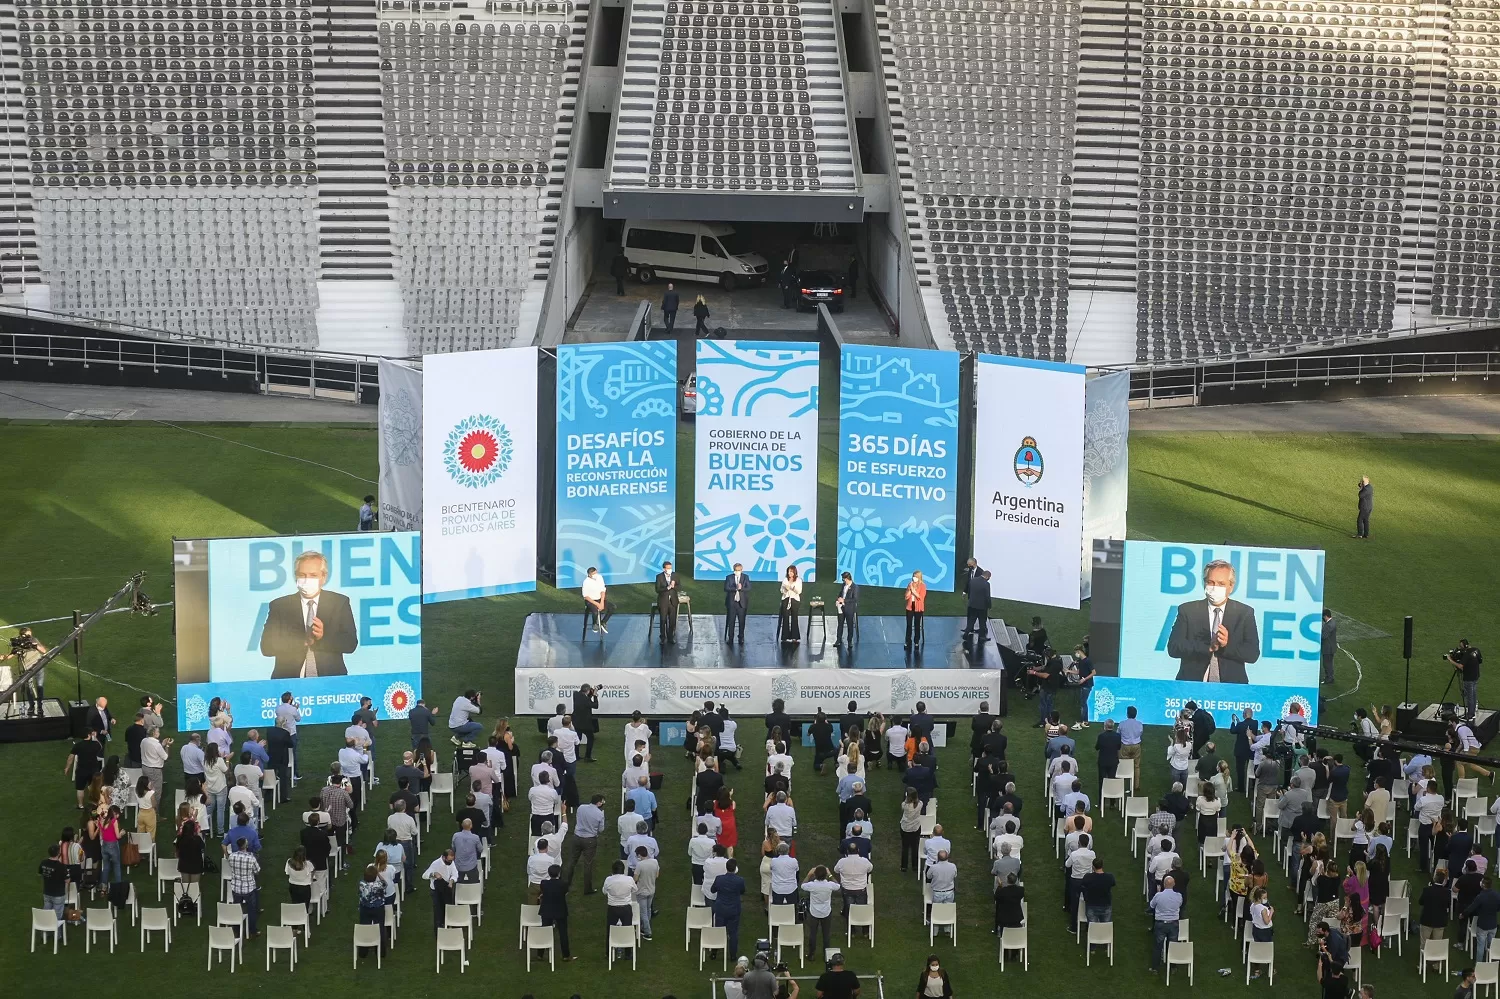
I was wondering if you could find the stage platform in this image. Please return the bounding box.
[515,613,1008,717]
[0,698,74,743]
[1399,702,1500,746]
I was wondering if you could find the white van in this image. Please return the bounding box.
[620,220,769,290]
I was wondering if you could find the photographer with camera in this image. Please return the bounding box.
[1448,640,1484,722]
[1,627,48,716]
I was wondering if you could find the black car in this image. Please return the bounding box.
[795,270,847,312]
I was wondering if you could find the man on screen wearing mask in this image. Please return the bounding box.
[1167,559,1260,684]
[260,551,359,679]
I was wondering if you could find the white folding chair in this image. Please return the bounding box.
[1124,796,1149,832]
[524,925,554,972]
[431,772,455,811]
[352,924,382,968]
[437,926,468,973]
[172,881,202,927]
[1131,818,1148,857]
[1100,778,1126,817]
[1346,946,1363,987]
[455,882,483,926]
[929,901,957,945]
[699,925,728,970]
[1199,835,1224,877]
[1377,913,1403,957]
[999,926,1027,970]
[155,858,179,900]
[208,926,239,972]
[686,905,713,950]
[280,902,311,943]
[768,904,798,947]
[1115,760,1135,797]
[608,924,638,970]
[132,831,157,874]
[518,904,543,948]
[444,904,474,947]
[31,909,65,953]
[1085,921,1113,966]
[86,905,117,953]
[1246,941,1274,984]
[140,907,171,951]
[1474,960,1499,999]
[1422,937,1450,982]
[1166,940,1194,984]
[265,925,297,971]
[847,903,875,945]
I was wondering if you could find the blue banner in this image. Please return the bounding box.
[837,345,960,590]
[555,342,678,587]
[1088,676,1320,729]
[174,532,422,730]
[693,340,820,581]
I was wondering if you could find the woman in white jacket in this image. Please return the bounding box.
[778,566,803,643]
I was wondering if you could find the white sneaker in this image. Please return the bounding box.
[600,624,609,634]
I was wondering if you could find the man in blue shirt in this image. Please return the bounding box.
[241,732,271,769]
[565,794,607,894]
[711,859,747,957]
[224,812,262,855]
[1045,726,1076,761]
[625,777,658,830]
[1148,875,1183,970]
[1119,707,1144,784]
[837,764,863,803]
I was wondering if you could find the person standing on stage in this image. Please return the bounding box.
[1448,640,1484,723]
[903,571,927,650]
[724,563,751,644]
[778,566,803,644]
[961,557,984,611]
[965,570,993,643]
[834,572,859,646]
[655,560,680,646]
[1354,475,1373,539]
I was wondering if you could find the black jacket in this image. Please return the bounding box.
[1358,483,1373,514]
[1095,729,1122,772]
[693,301,710,320]
[724,572,752,609]
[573,689,599,735]
[260,590,359,679]
[655,572,679,607]
[1168,598,1260,683]
[662,289,680,313]
[966,576,992,610]
[539,877,569,923]
[835,580,859,615]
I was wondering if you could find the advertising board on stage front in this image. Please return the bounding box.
[173,532,422,729]
[555,342,677,587]
[837,344,960,591]
[693,340,820,581]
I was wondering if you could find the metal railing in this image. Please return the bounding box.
[1127,351,1500,407]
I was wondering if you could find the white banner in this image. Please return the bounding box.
[974,355,1086,609]
[1081,370,1130,601]
[516,666,1004,717]
[378,359,423,533]
[421,347,538,603]
[693,340,820,581]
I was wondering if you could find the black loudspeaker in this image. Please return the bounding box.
[1404,616,1414,660]
[67,701,90,739]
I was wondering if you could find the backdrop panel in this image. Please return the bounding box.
[693,340,820,581]
[973,354,1086,609]
[173,533,422,729]
[516,667,1003,716]
[555,342,677,587]
[837,344,960,590]
[1088,540,1324,726]
[377,359,423,533]
[421,347,538,602]
[1080,370,1130,601]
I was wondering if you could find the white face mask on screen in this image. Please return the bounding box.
[296,577,323,598]
[1204,584,1229,606]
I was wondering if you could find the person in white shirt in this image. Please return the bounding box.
[424,849,458,933]
[765,792,797,842]
[1046,750,1076,780]
[228,774,260,826]
[991,825,1023,860]
[768,844,800,904]
[526,841,555,903]
[834,844,873,916]
[1148,840,1178,892]
[1416,780,1445,870]
[554,717,581,776]
[338,739,370,812]
[581,567,613,634]
[624,713,652,764]
[1065,834,1096,920]
[622,755,649,790]
[1063,815,1091,855]
[633,849,660,940]
[528,773,562,835]
[844,814,874,840]
[139,727,173,809]
[602,860,638,928]
[617,802,643,856]
[926,851,958,907]
[689,823,716,884]
[624,822,659,872]
[1166,736,1192,786]
[699,809,723,841]
[885,721,910,769]
[766,746,795,781]
[717,711,741,771]
[1050,764,1077,806]
[531,753,561,790]
[701,848,730,902]
[801,867,841,954]
[538,819,568,858]
[448,691,482,747]
[923,826,951,866]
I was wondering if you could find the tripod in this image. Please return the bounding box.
[1438,664,1462,718]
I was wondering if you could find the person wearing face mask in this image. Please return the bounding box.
[915,954,953,998]
[1167,558,1260,684]
[260,550,359,679]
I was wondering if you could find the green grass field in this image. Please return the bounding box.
[3,418,1499,998]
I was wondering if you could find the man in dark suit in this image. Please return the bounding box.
[1095,719,1122,797]
[538,863,576,960]
[723,562,750,643]
[1355,475,1373,539]
[1166,559,1260,684]
[965,570,993,643]
[260,551,358,679]
[655,560,680,645]
[961,558,984,634]
[834,571,859,645]
[572,684,599,762]
[85,696,114,743]
[710,859,747,957]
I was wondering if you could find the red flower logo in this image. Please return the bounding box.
[389,689,409,712]
[458,430,498,473]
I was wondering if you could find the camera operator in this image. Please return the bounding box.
[1026,648,1064,729]
[448,689,483,747]
[1,627,48,717]
[1448,640,1484,722]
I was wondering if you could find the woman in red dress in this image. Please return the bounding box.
[713,787,738,858]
